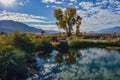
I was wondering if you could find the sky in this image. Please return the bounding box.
[0,0,120,32]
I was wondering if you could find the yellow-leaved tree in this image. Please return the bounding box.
[54,8,82,36]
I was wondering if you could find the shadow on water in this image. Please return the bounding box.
[27,47,120,80]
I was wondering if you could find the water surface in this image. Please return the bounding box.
[27,48,120,80]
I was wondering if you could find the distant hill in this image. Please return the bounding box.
[97,26,120,33]
[0,20,41,33]
[88,26,120,33]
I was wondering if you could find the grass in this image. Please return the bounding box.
[68,39,120,49]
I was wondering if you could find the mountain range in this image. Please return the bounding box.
[0,20,119,34]
[96,26,120,33]
[0,20,41,33]
[89,26,120,33]
[0,20,58,34]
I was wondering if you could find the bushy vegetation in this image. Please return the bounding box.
[0,44,26,80]
[13,32,53,54]
[35,36,53,54]
[0,32,53,80]
[13,32,36,53]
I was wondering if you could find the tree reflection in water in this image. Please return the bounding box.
[54,49,82,65]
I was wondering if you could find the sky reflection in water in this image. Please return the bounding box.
[28,48,120,80]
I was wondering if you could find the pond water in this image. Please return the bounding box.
[27,48,120,80]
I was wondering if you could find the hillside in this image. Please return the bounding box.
[0,20,41,33]
[97,26,120,33]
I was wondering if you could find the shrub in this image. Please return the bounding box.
[0,46,26,80]
[35,36,53,54]
[13,32,36,53]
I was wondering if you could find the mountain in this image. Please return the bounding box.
[90,26,120,33]
[97,26,120,33]
[0,20,41,33]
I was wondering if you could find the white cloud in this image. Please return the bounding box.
[79,2,93,9]
[75,6,79,9]
[42,0,63,4]
[18,2,24,6]
[77,8,120,31]
[75,0,120,31]
[0,10,47,23]
[18,0,30,6]
[68,3,73,6]
[46,5,50,8]
[50,5,61,8]
[42,0,56,3]
[70,0,77,3]
[46,5,62,8]
[30,24,59,31]
[55,1,63,4]
[16,0,30,6]
[0,0,30,7]
[95,0,108,6]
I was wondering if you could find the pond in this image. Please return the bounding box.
[27,48,120,80]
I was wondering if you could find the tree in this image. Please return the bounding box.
[41,30,45,35]
[54,8,82,36]
[76,19,81,36]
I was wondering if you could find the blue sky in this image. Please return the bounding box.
[0,0,120,32]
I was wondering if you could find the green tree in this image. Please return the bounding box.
[41,30,45,36]
[54,8,82,36]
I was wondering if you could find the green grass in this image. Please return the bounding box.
[68,39,120,49]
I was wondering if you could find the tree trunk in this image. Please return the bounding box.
[68,25,71,37]
[67,21,72,37]
[65,27,69,36]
